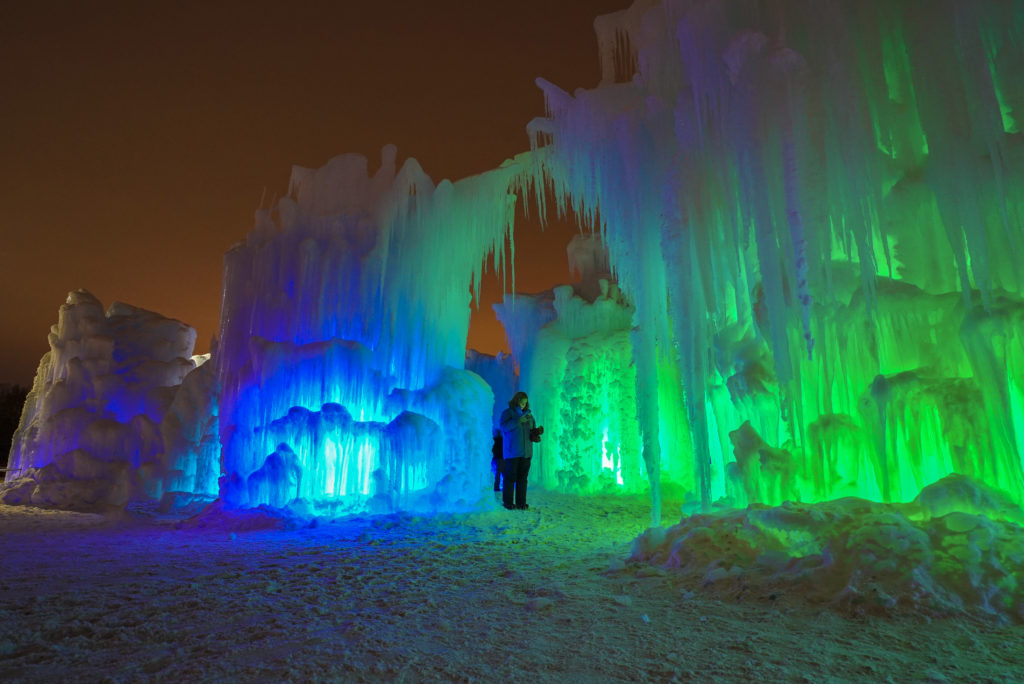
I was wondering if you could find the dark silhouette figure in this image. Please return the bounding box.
[491,429,503,492]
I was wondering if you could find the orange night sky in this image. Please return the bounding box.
[0,0,626,386]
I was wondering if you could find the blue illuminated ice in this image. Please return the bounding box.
[217,146,520,515]
[7,0,1024,528]
[2,290,215,509]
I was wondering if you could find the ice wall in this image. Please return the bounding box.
[465,349,517,431]
[526,0,1024,515]
[1,290,213,510]
[160,351,220,498]
[217,146,522,514]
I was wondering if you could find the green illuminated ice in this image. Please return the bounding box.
[508,0,1024,523]
[213,0,1024,520]
[10,1,1024,526]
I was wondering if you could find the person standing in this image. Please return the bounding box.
[498,391,538,510]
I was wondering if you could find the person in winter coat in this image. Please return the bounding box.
[498,391,541,510]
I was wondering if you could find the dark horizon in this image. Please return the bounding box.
[0,0,625,386]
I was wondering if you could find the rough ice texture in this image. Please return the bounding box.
[217,146,517,515]
[160,352,219,498]
[11,0,1024,523]
[566,233,614,302]
[523,0,1024,515]
[1,290,216,510]
[500,249,655,496]
[465,349,517,430]
[630,475,1024,623]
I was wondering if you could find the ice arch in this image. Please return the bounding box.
[217,0,1024,522]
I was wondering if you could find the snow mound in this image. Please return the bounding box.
[630,476,1024,623]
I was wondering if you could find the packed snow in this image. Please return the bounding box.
[2,488,1023,682]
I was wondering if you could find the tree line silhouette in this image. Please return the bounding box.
[0,384,28,471]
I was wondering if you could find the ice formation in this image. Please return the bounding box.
[160,350,219,500]
[6,0,1024,530]
[464,349,517,432]
[216,147,522,514]
[496,235,663,497]
[630,475,1024,622]
[1,290,216,509]
[521,0,1024,522]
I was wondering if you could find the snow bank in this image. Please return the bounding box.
[174,498,309,533]
[630,475,1024,622]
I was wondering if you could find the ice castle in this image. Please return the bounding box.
[7,0,1024,525]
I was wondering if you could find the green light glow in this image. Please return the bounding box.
[600,426,625,486]
[220,0,1024,520]
[876,24,930,162]
[991,78,1018,134]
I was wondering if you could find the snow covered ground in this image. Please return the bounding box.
[1,491,1022,682]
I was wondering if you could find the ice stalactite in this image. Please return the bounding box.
[217,146,519,514]
[527,0,1024,514]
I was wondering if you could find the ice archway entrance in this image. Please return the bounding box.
[217,0,1024,524]
[215,143,664,519]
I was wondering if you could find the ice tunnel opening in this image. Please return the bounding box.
[216,150,685,521]
[466,188,666,506]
